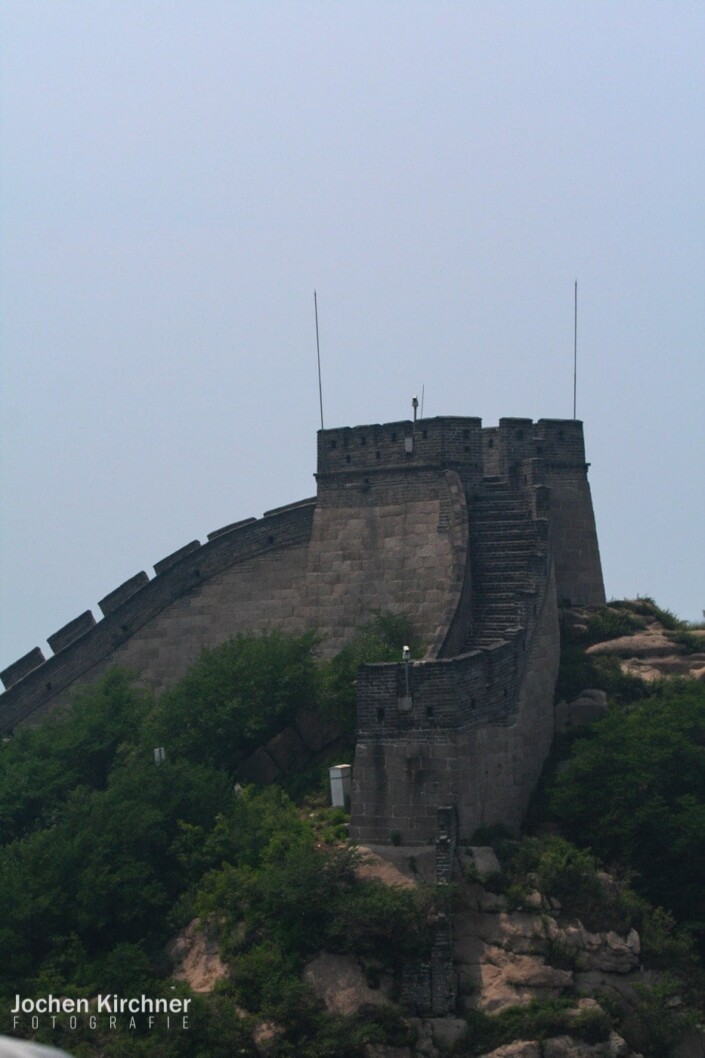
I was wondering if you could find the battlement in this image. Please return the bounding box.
[317,415,588,488]
[482,418,588,478]
[317,416,483,480]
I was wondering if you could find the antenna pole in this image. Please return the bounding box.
[314,290,324,431]
[573,280,578,420]
[420,384,425,419]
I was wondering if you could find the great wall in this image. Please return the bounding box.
[0,414,605,847]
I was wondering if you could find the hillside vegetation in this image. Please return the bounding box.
[0,602,703,1057]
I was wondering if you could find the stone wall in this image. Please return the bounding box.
[302,468,466,659]
[348,564,559,845]
[0,411,600,851]
[0,502,317,729]
[1,452,468,731]
[540,467,605,606]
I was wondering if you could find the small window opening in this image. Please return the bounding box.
[375,450,381,460]
[376,707,385,723]
[426,706,435,720]
[516,429,524,440]
[330,439,337,449]
[267,536,274,545]
[422,429,428,439]
[345,454,351,464]
[360,435,367,445]
[46,682,52,692]
[463,428,470,440]
[488,438,494,448]
[471,697,477,710]
[391,431,397,442]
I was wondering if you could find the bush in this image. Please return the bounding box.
[546,678,705,951]
[0,670,149,844]
[583,607,646,642]
[610,597,685,630]
[143,630,320,774]
[462,998,611,1054]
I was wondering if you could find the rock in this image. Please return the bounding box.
[167,918,228,993]
[478,1042,541,1058]
[672,1025,705,1058]
[625,929,640,955]
[429,1018,468,1047]
[295,704,345,752]
[542,1034,641,1058]
[543,1037,601,1057]
[303,953,391,1016]
[468,948,573,1013]
[479,890,508,912]
[555,690,608,732]
[575,969,652,998]
[264,726,307,771]
[407,1018,435,1057]
[468,846,502,880]
[542,920,639,975]
[237,747,280,784]
[359,844,438,885]
[586,633,678,658]
[253,1020,284,1054]
[607,1032,637,1058]
[371,1046,413,1058]
[355,847,418,889]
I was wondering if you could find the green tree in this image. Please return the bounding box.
[547,678,705,939]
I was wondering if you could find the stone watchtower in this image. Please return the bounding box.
[332,415,605,845]
[0,413,604,845]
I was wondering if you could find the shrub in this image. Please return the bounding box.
[546,678,705,956]
[144,630,320,774]
[583,607,645,642]
[461,998,610,1054]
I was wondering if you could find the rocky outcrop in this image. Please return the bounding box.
[454,872,642,1017]
[303,952,393,1016]
[167,918,228,993]
[555,689,608,733]
[561,606,705,683]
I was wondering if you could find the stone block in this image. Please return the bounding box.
[48,610,96,654]
[99,571,150,615]
[1,647,46,690]
[154,540,200,575]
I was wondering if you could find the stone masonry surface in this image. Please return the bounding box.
[0,414,604,849]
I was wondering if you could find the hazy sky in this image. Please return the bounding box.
[1,1,703,674]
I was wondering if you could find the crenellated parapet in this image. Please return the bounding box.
[317,416,483,488]
[0,499,316,731]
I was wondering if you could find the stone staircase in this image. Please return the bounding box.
[466,481,546,651]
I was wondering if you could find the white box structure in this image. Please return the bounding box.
[329,764,352,809]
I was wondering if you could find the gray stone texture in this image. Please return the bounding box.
[0,412,603,858]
